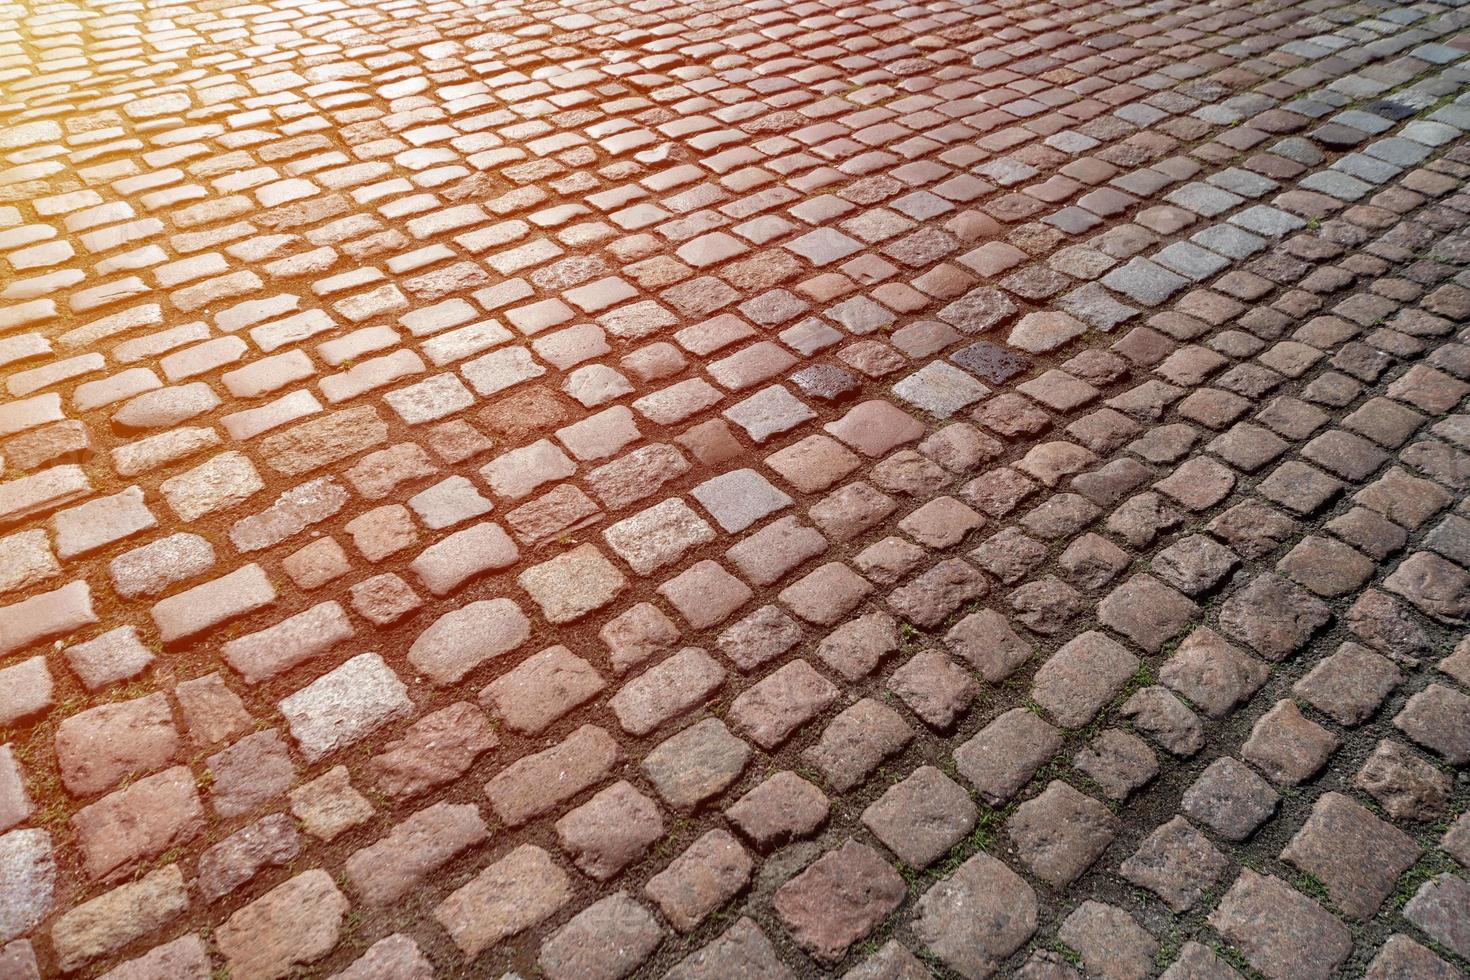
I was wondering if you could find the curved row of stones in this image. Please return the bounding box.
[0,0,1467,976]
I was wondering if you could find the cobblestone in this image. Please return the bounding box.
[4,1,1470,974]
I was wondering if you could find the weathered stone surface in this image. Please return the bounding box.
[912,853,1037,979]
[726,771,828,849]
[485,724,620,826]
[556,780,664,880]
[198,814,300,901]
[72,766,203,881]
[435,845,570,957]
[1209,870,1352,980]
[408,598,529,685]
[331,935,434,980]
[1160,628,1267,718]
[1119,816,1227,912]
[222,601,353,684]
[1281,792,1419,918]
[279,653,412,762]
[518,544,627,623]
[645,829,752,932]
[862,766,977,868]
[99,935,211,980]
[665,918,796,980]
[802,698,911,792]
[1241,699,1339,785]
[1031,631,1138,729]
[538,893,663,980]
[0,829,54,943]
[216,870,349,980]
[370,701,497,799]
[642,718,750,811]
[290,766,372,842]
[1218,574,1332,660]
[610,647,725,736]
[258,405,388,475]
[1354,740,1451,822]
[51,866,188,972]
[1007,781,1118,887]
[1404,875,1470,960]
[773,839,906,962]
[954,708,1061,804]
[481,645,606,735]
[1057,901,1158,980]
[347,802,489,905]
[54,692,177,796]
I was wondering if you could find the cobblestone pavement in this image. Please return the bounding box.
[2,0,1470,975]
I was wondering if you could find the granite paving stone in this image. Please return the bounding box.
[4,2,1469,974]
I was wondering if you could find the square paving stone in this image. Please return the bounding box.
[1181,757,1279,842]
[517,544,627,624]
[554,780,664,881]
[1241,699,1340,786]
[1363,936,1460,980]
[659,560,754,630]
[1404,875,1470,961]
[892,361,991,418]
[1209,870,1352,980]
[886,558,988,628]
[1393,684,1470,764]
[600,603,680,675]
[725,772,828,850]
[778,562,872,626]
[717,605,804,673]
[480,646,604,735]
[842,941,930,980]
[1159,628,1268,718]
[825,399,927,457]
[802,698,912,792]
[1058,901,1159,979]
[691,468,793,533]
[537,893,663,980]
[887,650,978,730]
[1098,574,1199,653]
[644,829,752,933]
[278,654,411,764]
[723,385,817,443]
[608,648,725,737]
[1102,257,1190,306]
[1073,729,1158,801]
[772,839,905,962]
[1291,643,1402,726]
[911,853,1037,978]
[861,766,977,868]
[764,435,862,495]
[1280,791,1419,919]
[900,496,984,550]
[1257,460,1344,516]
[1152,535,1239,595]
[1354,739,1452,823]
[1030,630,1139,729]
[949,340,1030,384]
[1119,816,1228,911]
[954,707,1062,805]
[602,498,716,577]
[1120,685,1204,758]
[1007,781,1118,887]
[664,918,795,980]
[1218,574,1332,661]
[641,719,751,812]
[944,609,1033,683]
[729,659,838,750]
